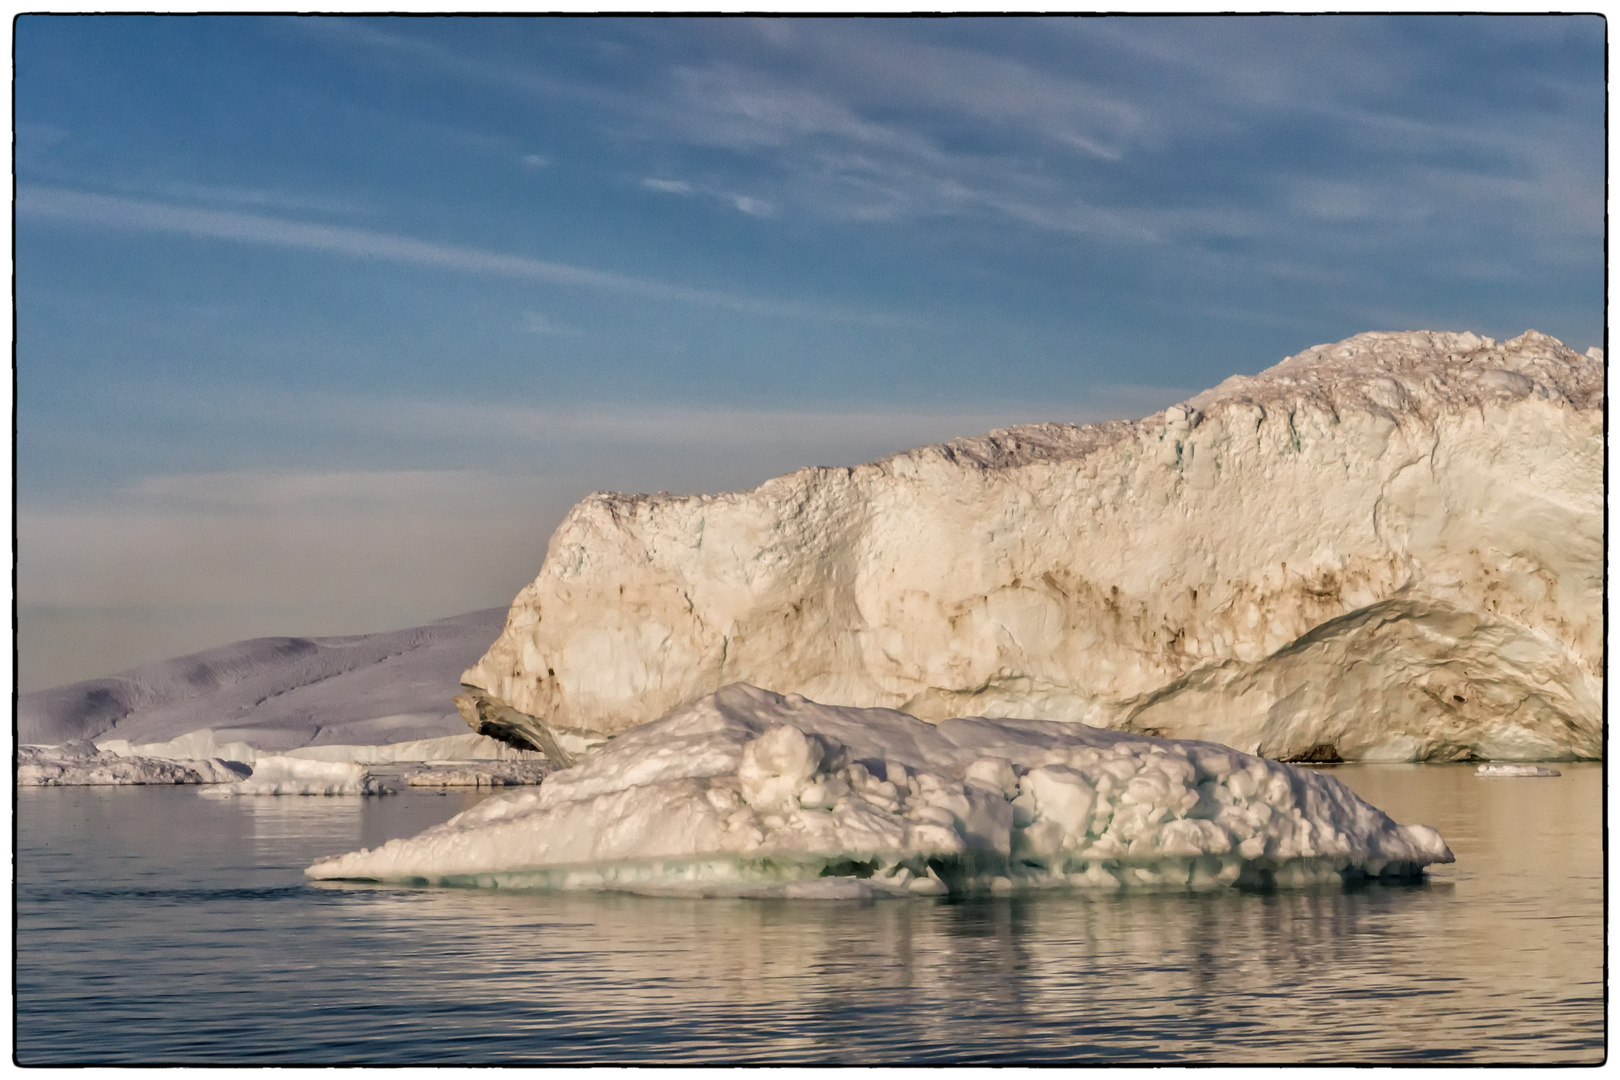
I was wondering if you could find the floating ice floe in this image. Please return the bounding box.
[201,756,395,797]
[307,684,1453,897]
[1475,763,1562,778]
[17,742,250,786]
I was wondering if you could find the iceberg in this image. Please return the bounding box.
[17,741,250,786]
[307,685,1453,896]
[201,756,395,797]
[1475,763,1561,778]
[94,728,556,767]
[463,331,1601,762]
[405,762,551,787]
[20,607,510,751]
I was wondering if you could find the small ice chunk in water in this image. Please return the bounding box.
[1475,763,1561,778]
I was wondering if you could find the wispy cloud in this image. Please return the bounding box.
[666,23,1587,262]
[642,177,694,194]
[643,175,774,217]
[282,16,1599,270]
[729,194,773,217]
[144,179,370,217]
[520,311,585,336]
[18,186,913,325]
[676,20,1596,265]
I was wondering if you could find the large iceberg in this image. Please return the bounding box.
[307,685,1453,897]
[462,331,1601,762]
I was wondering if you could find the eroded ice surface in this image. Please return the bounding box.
[307,685,1452,897]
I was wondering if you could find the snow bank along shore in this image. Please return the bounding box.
[307,684,1454,897]
[464,331,1601,763]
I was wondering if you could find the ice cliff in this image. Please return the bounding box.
[306,684,1454,896]
[464,331,1602,762]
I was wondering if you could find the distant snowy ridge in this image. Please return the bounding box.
[464,331,1602,762]
[307,684,1453,896]
[19,608,510,751]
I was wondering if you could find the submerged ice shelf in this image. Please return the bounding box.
[307,684,1453,897]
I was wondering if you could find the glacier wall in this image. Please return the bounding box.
[464,331,1603,762]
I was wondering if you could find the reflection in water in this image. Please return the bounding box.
[17,765,1602,1064]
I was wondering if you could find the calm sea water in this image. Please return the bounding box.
[15,763,1603,1064]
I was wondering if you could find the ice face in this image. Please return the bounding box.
[306,684,1453,896]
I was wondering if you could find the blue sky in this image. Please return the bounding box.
[16,15,1606,689]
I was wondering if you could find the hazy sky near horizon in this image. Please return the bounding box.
[16,14,1605,690]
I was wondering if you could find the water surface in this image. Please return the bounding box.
[15,763,1602,1064]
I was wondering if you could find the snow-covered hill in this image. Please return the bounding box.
[463,331,1602,762]
[19,608,508,752]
